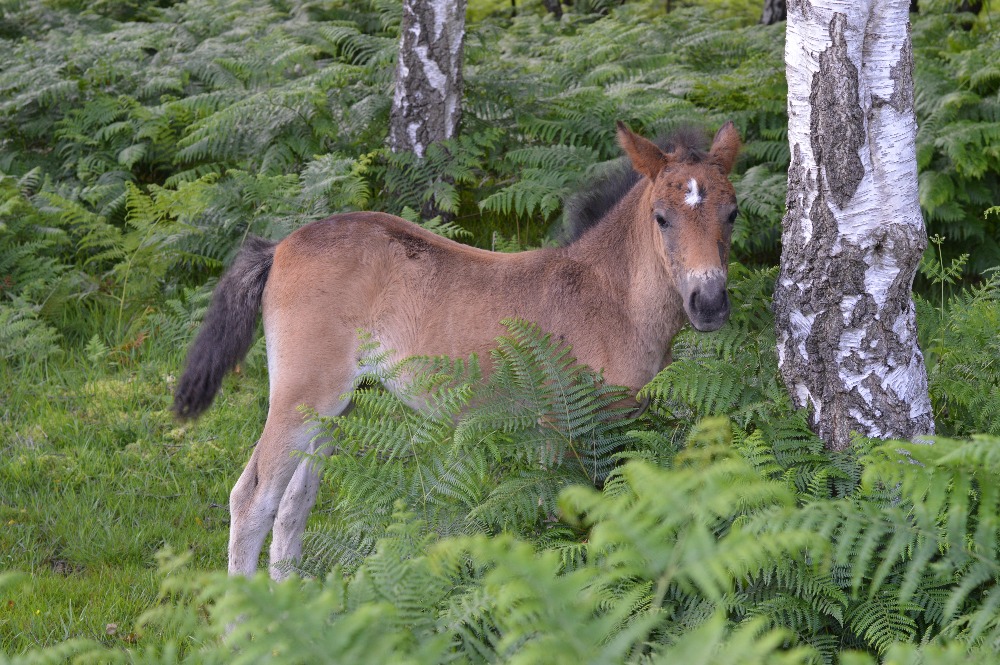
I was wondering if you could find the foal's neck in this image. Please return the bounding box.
[566,181,684,342]
[567,183,649,269]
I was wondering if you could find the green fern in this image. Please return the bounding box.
[919,269,1000,435]
[0,301,62,365]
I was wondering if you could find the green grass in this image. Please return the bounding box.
[0,344,281,653]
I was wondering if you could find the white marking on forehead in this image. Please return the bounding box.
[684,178,702,208]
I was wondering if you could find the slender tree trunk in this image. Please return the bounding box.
[389,0,467,160]
[775,0,933,450]
[761,0,786,24]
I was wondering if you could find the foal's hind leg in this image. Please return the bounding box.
[227,411,311,577]
[268,402,353,580]
[228,395,352,577]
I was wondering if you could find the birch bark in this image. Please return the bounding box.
[761,0,786,25]
[775,0,933,450]
[389,0,467,159]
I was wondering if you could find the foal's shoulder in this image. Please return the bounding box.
[535,252,612,301]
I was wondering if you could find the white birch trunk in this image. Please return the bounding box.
[775,0,934,450]
[389,0,468,159]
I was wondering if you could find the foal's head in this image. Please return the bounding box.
[617,121,741,332]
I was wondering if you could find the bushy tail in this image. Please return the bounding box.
[173,236,277,419]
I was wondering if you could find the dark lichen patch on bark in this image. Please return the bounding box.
[809,13,865,209]
[775,186,841,440]
[853,228,932,440]
[862,228,927,376]
[775,185,932,450]
[782,144,807,254]
[787,0,812,18]
[876,28,915,114]
[774,194,843,448]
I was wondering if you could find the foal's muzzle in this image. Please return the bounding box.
[685,277,731,332]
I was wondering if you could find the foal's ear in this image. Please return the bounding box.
[617,121,668,181]
[709,121,741,173]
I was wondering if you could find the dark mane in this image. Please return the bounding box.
[558,126,712,245]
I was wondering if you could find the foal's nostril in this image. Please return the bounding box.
[708,289,729,316]
[690,287,729,316]
[686,279,730,331]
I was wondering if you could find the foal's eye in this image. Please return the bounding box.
[654,212,669,228]
[727,209,738,225]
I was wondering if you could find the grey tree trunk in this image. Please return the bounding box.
[389,0,468,160]
[775,0,934,450]
[761,0,786,24]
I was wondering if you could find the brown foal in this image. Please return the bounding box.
[174,121,741,578]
